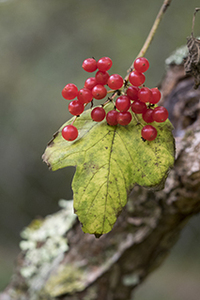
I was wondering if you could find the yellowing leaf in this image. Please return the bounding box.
[42,103,175,236]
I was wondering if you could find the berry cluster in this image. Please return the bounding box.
[61,56,168,142]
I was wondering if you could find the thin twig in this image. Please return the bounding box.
[126,0,172,78]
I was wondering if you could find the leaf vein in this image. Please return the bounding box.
[102,127,117,231]
[115,131,135,164]
[110,157,126,208]
[86,180,107,214]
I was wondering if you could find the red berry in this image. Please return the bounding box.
[126,86,139,100]
[84,77,97,90]
[142,109,154,123]
[129,71,145,86]
[92,85,107,99]
[62,125,78,141]
[134,57,149,73]
[91,107,106,122]
[141,125,157,141]
[95,70,110,85]
[62,83,78,100]
[106,110,118,126]
[117,111,132,126]
[152,106,168,122]
[131,100,147,114]
[107,74,124,90]
[150,88,161,104]
[115,95,131,112]
[77,88,93,103]
[82,58,97,72]
[68,100,84,116]
[138,87,152,103]
[97,57,112,72]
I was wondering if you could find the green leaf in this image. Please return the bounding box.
[42,103,175,236]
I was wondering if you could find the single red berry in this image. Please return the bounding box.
[141,125,157,141]
[134,57,149,73]
[91,107,106,122]
[106,110,118,126]
[126,86,139,100]
[62,125,78,141]
[117,111,132,126]
[82,58,97,72]
[115,95,131,112]
[107,74,124,90]
[97,57,113,71]
[142,109,154,123]
[92,85,107,99]
[138,87,152,103]
[150,88,161,104]
[131,100,147,114]
[129,71,145,86]
[84,77,97,90]
[68,100,84,116]
[62,83,78,100]
[152,106,168,122]
[95,70,110,85]
[77,88,93,103]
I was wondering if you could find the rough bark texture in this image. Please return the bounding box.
[1,60,200,300]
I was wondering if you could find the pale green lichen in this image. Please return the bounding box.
[19,199,77,299]
[44,264,86,297]
[165,37,200,66]
[122,272,140,286]
[165,45,188,65]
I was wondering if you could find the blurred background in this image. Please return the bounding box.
[0,0,200,299]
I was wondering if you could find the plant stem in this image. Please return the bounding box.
[71,116,77,125]
[126,0,172,77]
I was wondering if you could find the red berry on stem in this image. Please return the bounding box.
[97,57,112,72]
[117,111,132,126]
[134,57,149,73]
[141,125,157,141]
[84,77,97,90]
[115,95,131,112]
[126,86,139,100]
[142,109,154,123]
[62,125,78,141]
[62,83,78,100]
[131,100,147,114]
[107,74,124,90]
[150,88,161,104]
[152,106,168,122]
[95,70,110,85]
[68,100,84,116]
[106,110,118,126]
[92,85,107,99]
[77,88,93,103]
[129,71,145,86]
[82,58,97,72]
[91,107,106,122]
[138,87,152,103]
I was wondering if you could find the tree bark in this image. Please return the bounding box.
[1,61,200,300]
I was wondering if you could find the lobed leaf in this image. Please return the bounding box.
[42,103,175,236]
